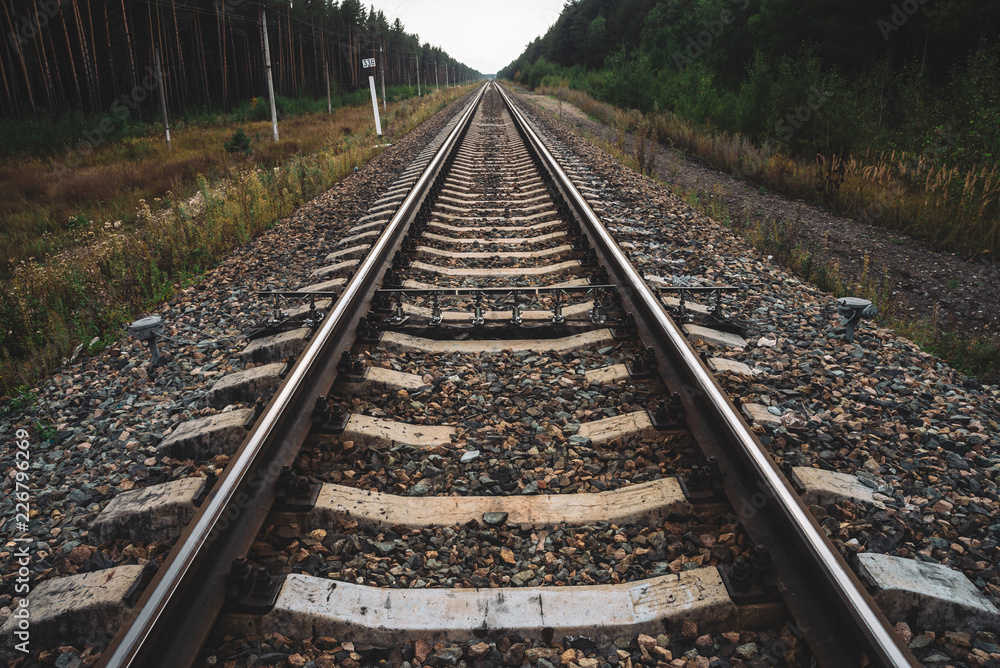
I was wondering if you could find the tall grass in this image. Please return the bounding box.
[674,181,1000,384]
[530,87,1000,382]
[539,86,1000,263]
[0,87,470,396]
[0,87,428,277]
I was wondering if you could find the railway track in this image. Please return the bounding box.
[70,82,931,666]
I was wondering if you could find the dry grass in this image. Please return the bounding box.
[535,86,1000,382]
[0,87,471,396]
[669,185,1000,383]
[0,102,418,278]
[540,86,1000,262]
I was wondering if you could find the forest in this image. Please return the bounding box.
[500,0,1000,169]
[501,0,1000,380]
[0,0,483,397]
[1,0,480,135]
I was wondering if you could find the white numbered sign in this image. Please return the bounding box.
[362,58,376,69]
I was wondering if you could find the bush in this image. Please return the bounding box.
[223,128,252,154]
[602,47,659,114]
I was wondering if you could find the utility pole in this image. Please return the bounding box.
[260,7,279,142]
[435,60,439,91]
[154,47,171,151]
[325,56,331,114]
[379,44,386,113]
[444,61,448,88]
[416,53,421,97]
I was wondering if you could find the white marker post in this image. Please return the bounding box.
[363,58,382,137]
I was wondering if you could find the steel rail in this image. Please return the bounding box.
[495,82,917,667]
[98,82,489,668]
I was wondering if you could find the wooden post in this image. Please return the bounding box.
[154,47,171,151]
[416,53,421,97]
[260,7,279,142]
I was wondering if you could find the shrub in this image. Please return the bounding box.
[223,128,252,154]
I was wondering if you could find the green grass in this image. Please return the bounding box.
[0,86,472,397]
[669,184,1000,384]
[538,85,1000,264]
[532,88,1000,384]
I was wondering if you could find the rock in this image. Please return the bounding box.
[525,648,558,661]
[55,653,83,668]
[483,512,509,526]
[511,569,535,585]
[894,622,913,645]
[502,643,525,665]
[409,480,431,496]
[434,647,463,664]
[944,631,971,647]
[682,621,699,637]
[414,639,432,662]
[67,545,92,565]
[468,643,491,659]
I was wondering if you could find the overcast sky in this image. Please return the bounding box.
[363,0,567,75]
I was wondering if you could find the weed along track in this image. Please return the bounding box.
[19,82,992,668]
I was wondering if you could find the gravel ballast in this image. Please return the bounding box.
[0,90,478,663]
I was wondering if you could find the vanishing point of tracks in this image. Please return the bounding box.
[97,83,919,667]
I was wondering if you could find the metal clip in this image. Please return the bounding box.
[590,288,606,324]
[385,292,408,325]
[471,291,485,327]
[510,290,522,327]
[551,289,565,324]
[430,292,443,326]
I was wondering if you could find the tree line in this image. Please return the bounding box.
[1,0,481,120]
[499,0,1000,167]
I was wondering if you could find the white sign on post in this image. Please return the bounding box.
[362,58,376,69]
[369,75,382,137]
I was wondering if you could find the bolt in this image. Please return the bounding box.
[731,556,753,593]
[667,393,685,422]
[752,544,774,580]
